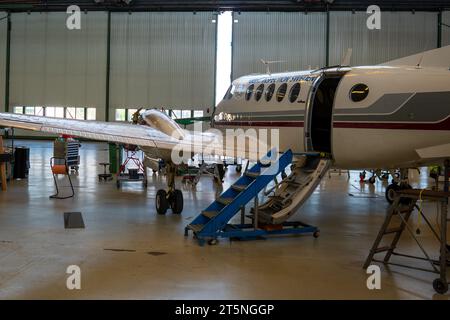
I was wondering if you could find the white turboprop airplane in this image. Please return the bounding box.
[1,46,450,217]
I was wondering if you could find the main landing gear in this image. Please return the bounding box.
[155,162,184,215]
[385,168,411,204]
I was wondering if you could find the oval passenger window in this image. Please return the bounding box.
[350,83,369,102]
[255,84,264,101]
[245,84,254,101]
[265,83,275,101]
[289,83,301,103]
[276,83,288,102]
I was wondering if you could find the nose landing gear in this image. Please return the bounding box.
[155,162,184,215]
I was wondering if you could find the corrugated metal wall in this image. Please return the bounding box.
[0,13,6,113]
[232,12,326,79]
[329,11,437,66]
[1,10,445,119]
[443,11,450,46]
[9,12,108,118]
[109,12,216,116]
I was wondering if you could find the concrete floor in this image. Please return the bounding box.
[0,140,449,300]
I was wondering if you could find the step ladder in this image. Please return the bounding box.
[185,149,319,246]
[363,188,450,294]
[363,197,417,269]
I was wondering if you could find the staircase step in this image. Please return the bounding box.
[185,149,295,245]
[258,161,272,167]
[202,211,219,219]
[268,195,286,202]
[245,171,260,178]
[188,224,204,233]
[374,246,391,253]
[384,227,403,235]
[286,180,301,187]
[231,184,247,192]
[216,197,234,206]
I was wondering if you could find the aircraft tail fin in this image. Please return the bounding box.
[380,45,450,68]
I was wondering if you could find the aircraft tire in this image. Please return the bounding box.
[156,189,169,215]
[235,165,242,173]
[171,189,184,214]
[385,183,399,204]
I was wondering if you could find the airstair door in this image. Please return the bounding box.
[304,73,344,154]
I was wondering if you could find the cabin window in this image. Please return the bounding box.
[350,83,369,102]
[265,83,275,101]
[289,83,301,103]
[276,83,288,102]
[245,84,254,101]
[224,84,235,100]
[255,84,264,101]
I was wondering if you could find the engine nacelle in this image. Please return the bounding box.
[141,109,185,140]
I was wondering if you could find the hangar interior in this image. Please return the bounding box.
[0,0,450,299]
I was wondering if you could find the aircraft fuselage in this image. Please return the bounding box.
[213,66,450,169]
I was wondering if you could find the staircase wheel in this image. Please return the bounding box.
[433,278,448,294]
[208,239,219,245]
[171,189,184,214]
[156,189,169,215]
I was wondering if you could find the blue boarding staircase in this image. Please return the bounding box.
[185,149,319,246]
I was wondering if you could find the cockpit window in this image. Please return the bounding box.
[255,84,264,101]
[276,83,288,102]
[288,83,301,103]
[265,83,275,101]
[224,84,235,100]
[350,83,369,102]
[245,84,255,101]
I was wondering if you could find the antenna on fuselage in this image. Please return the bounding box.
[260,59,286,75]
[416,54,425,69]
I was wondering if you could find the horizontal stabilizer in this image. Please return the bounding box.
[380,45,450,68]
[416,143,450,160]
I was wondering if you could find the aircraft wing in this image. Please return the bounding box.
[0,112,262,161]
[0,112,185,149]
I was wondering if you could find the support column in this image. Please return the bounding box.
[4,12,11,113]
[438,10,442,48]
[325,6,330,67]
[105,11,111,122]
[212,12,218,111]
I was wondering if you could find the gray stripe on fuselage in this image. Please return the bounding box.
[334,93,413,115]
[334,92,450,122]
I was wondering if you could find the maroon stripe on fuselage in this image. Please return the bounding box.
[214,118,450,130]
[214,121,304,127]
